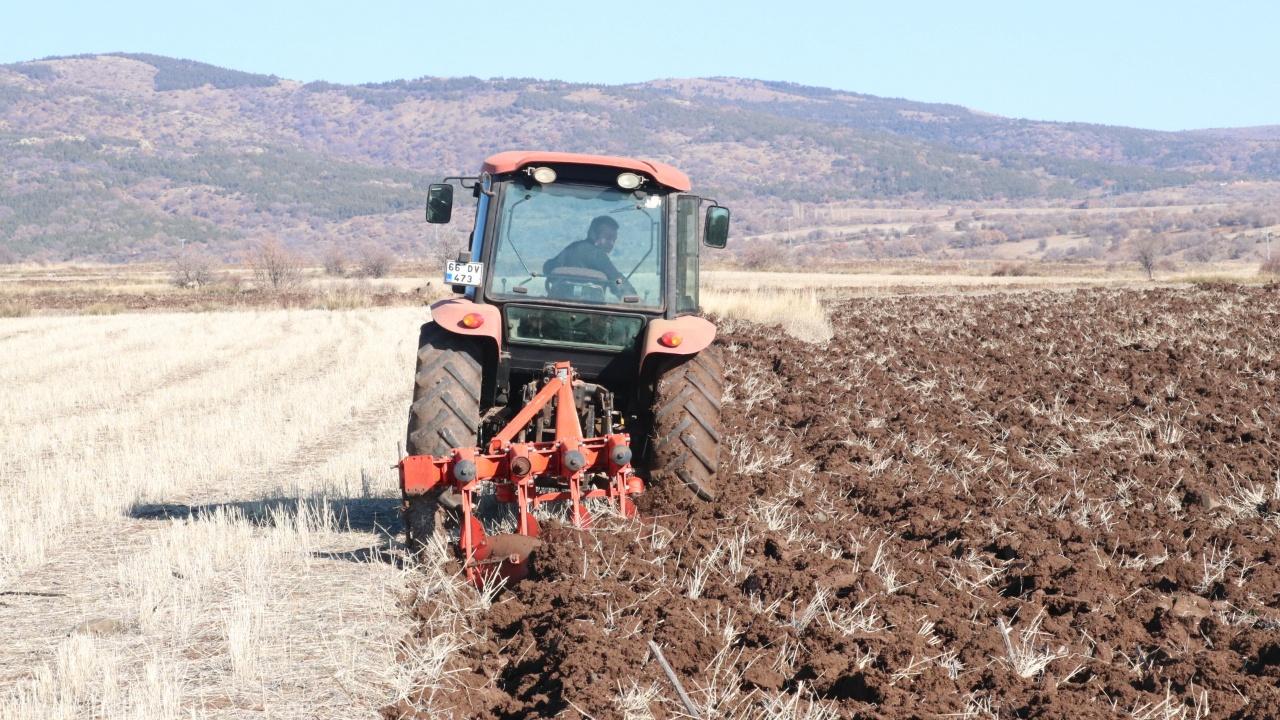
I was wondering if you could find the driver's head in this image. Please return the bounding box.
[588,215,619,253]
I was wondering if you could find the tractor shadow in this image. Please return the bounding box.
[128,496,404,566]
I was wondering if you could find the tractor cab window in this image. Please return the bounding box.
[675,195,700,314]
[487,181,664,310]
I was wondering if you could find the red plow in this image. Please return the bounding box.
[398,361,643,586]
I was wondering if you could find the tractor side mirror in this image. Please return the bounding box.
[704,205,730,248]
[426,184,454,224]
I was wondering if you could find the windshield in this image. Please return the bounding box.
[487,181,664,309]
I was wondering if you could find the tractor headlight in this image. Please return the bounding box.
[530,166,557,184]
[617,172,644,190]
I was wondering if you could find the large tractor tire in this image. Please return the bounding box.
[403,322,483,556]
[647,345,725,503]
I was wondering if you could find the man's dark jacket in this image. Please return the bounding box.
[543,239,624,283]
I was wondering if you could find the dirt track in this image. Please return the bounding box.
[391,284,1280,719]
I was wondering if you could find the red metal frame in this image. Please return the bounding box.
[398,361,642,586]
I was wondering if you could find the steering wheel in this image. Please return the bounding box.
[546,267,611,302]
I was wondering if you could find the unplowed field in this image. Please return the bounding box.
[393,285,1280,719]
[0,309,423,718]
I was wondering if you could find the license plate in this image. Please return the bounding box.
[444,261,483,287]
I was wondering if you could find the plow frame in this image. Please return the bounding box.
[399,361,641,585]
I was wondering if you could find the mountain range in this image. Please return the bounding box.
[1,53,1278,261]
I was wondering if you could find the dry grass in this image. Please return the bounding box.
[2,503,417,719]
[0,307,431,717]
[0,299,33,318]
[0,308,425,576]
[703,288,833,343]
[0,262,444,313]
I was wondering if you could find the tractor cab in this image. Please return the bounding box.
[425,151,729,404]
[402,152,730,560]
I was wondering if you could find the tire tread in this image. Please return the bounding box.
[648,345,725,502]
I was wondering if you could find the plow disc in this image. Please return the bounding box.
[399,361,642,586]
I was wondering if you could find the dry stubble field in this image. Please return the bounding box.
[3,280,1280,719]
[0,308,426,717]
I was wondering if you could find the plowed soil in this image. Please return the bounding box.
[390,285,1280,719]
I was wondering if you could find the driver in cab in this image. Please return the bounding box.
[542,215,637,299]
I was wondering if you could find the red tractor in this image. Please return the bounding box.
[399,151,730,583]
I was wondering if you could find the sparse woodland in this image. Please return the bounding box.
[2,54,1279,269]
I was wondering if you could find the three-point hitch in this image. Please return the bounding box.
[398,361,642,586]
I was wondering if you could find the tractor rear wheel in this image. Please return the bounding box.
[647,345,725,502]
[403,322,483,557]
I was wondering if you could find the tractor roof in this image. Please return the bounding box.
[482,151,692,192]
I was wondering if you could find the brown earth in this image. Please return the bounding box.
[390,284,1280,719]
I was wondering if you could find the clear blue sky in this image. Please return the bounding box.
[3,0,1278,131]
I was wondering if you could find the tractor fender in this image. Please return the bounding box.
[430,298,503,351]
[640,315,716,371]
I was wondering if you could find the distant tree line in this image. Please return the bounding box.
[115,53,279,91]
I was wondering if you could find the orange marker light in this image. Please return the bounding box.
[460,313,484,329]
[658,331,683,348]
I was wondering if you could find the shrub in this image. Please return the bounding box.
[991,263,1032,277]
[247,238,303,292]
[1261,256,1280,277]
[355,245,396,279]
[1130,232,1165,280]
[322,247,348,277]
[169,247,218,289]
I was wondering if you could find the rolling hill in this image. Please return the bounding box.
[1,53,1278,261]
